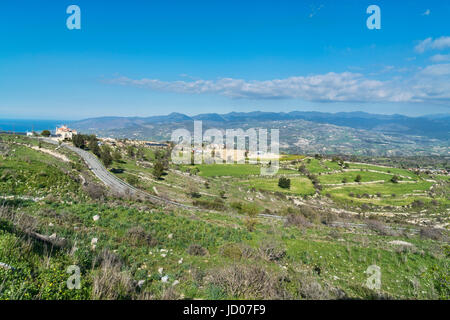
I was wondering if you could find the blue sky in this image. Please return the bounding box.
[0,0,449,119]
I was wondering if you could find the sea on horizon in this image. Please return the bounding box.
[0,119,73,133]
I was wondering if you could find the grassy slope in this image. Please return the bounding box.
[0,138,448,300]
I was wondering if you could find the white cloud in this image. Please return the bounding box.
[419,63,450,76]
[422,9,430,16]
[430,54,450,62]
[108,66,450,105]
[415,36,450,53]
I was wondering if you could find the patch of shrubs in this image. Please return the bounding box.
[258,240,286,261]
[420,227,445,241]
[193,198,225,210]
[219,243,243,260]
[285,213,311,228]
[187,243,209,256]
[126,226,158,247]
[189,191,202,198]
[411,200,425,208]
[366,220,398,236]
[84,183,105,200]
[230,202,259,216]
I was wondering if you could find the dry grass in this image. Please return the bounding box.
[92,250,135,300]
[207,264,287,299]
[420,227,446,241]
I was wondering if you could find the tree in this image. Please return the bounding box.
[136,147,146,161]
[391,175,399,184]
[278,177,291,189]
[298,164,308,174]
[41,130,51,137]
[100,146,112,167]
[153,160,165,179]
[127,146,135,158]
[112,149,122,162]
[88,138,101,157]
[72,134,85,149]
[354,174,362,183]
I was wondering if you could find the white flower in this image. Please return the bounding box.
[168,233,173,239]
[172,280,180,286]
[161,254,166,258]
[161,275,169,283]
[91,238,98,245]
[93,215,100,221]
[158,267,163,274]
[178,258,183,264]
[137,280,145,288]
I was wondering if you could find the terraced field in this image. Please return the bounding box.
[181,164,297,177]
[240,177,316,196]
[318,171,396,185]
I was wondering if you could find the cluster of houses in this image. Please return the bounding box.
[188,143,279,163]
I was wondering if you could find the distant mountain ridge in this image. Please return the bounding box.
[70,111,449,156]
[73,111,450,140]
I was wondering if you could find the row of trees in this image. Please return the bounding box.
[72,134,119,167]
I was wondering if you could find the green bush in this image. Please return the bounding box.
[278,177,291,189]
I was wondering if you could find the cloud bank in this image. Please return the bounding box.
[108,66,450,105]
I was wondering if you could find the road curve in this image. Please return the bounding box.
[42,138,196,209]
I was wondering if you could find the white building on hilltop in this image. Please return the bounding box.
[55,125,77,140]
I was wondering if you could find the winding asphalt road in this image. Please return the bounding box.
[42,138,196,209]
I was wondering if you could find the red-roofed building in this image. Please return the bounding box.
[55,125,77,140]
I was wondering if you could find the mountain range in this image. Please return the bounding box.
[71,111,450,156]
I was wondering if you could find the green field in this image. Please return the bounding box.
[240,177,316,196]
[302,158,342,173]
[323,180,440,206]
[347,163,419,179]
[319,171,397,185]
[183,164,296,177]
